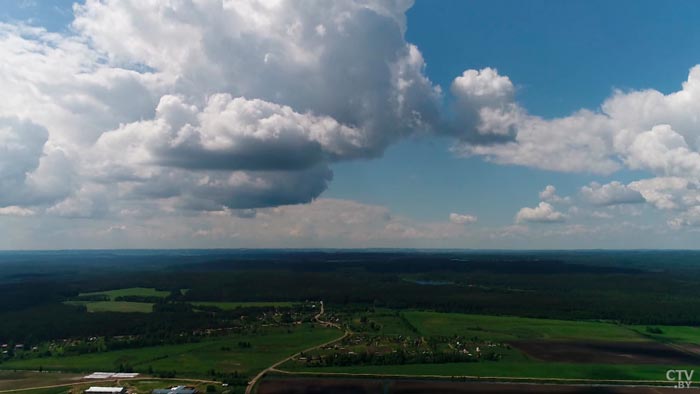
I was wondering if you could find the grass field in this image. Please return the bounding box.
[281,312,700,383]
[64,301,154,313]
[0,325,341,378]
[79,287,170,300]
[62,288,170,313]
[351,310,418,336]
[190,301,296,310]
[6,387,72,394]
[629,325,700,343]
[402,311,647,342]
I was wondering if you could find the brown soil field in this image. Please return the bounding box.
[511,340,700,364]
[257,378,384,394]
[0,371,85,390]
[258,378,700,393]
[391,381,700,393]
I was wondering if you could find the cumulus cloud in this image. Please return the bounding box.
[0,116,71,207]
[454,107,619,174]
[72,0,441,151]
[452,66,700,179]
[0,0,443,214]
[628,177,699,210]
[515,202,566,223]
[448,64,700,232]
[449,212,477,224]
[0,117,47,203]
[622,124,700,179]
[95,94,367,173]
[4,0,700,245]
[580,181,645,206]
[450,68,521,141]
[539,185,570,203]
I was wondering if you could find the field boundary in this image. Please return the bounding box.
[267,369,679,387]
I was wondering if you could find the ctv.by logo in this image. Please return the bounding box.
[667,369,695,389]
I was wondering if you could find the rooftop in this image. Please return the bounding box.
[85,387,126,393]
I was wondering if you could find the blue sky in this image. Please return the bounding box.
[1,1,700,249]
[328,0,699,225]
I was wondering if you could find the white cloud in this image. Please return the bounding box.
[452,66,700,179]
[0,117,47,203]
[580,181,645,206]
[628,177,699,210]
[32,198,470,248]
[449,65,700,234]
[96,94,368,172]
[0,206,35,217]
[668,206,700,229]
[449,212,477,224]
[515,202,566,223]
[539,185,570,203]
[454,108,619,174]
[4,1,700,247]
[622,124,700,179]
[539,185,557,201]
[452,68,514,102]
[0,1,443,214]
[450,68,522,141]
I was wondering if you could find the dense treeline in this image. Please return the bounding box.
[0,302,257,344]
[2,251,700,343]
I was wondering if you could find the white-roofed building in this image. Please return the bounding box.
[85,387,126,394]
[84,372,115,379]
[112,373,139,378]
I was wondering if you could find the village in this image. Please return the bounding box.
[291,333,508,368]
[0,302,320,365]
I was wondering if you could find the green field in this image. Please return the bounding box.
[79,287,170,300]
[7,387,71,394]
[403,311,647,342]
[281,312,700,383]
[64,300,154,313]
[0,325,341,378]
[62,287,171,313]
[190,301,297,310]
[350,310,418,336]
[629,324,700,343]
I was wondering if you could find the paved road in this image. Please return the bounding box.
[245,301,348,394]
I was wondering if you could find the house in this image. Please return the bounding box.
[85,387,126,394]
[152,386,197,394]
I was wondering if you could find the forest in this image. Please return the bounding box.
[1,250,700,345]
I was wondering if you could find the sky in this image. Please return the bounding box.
[1,0,700,249]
